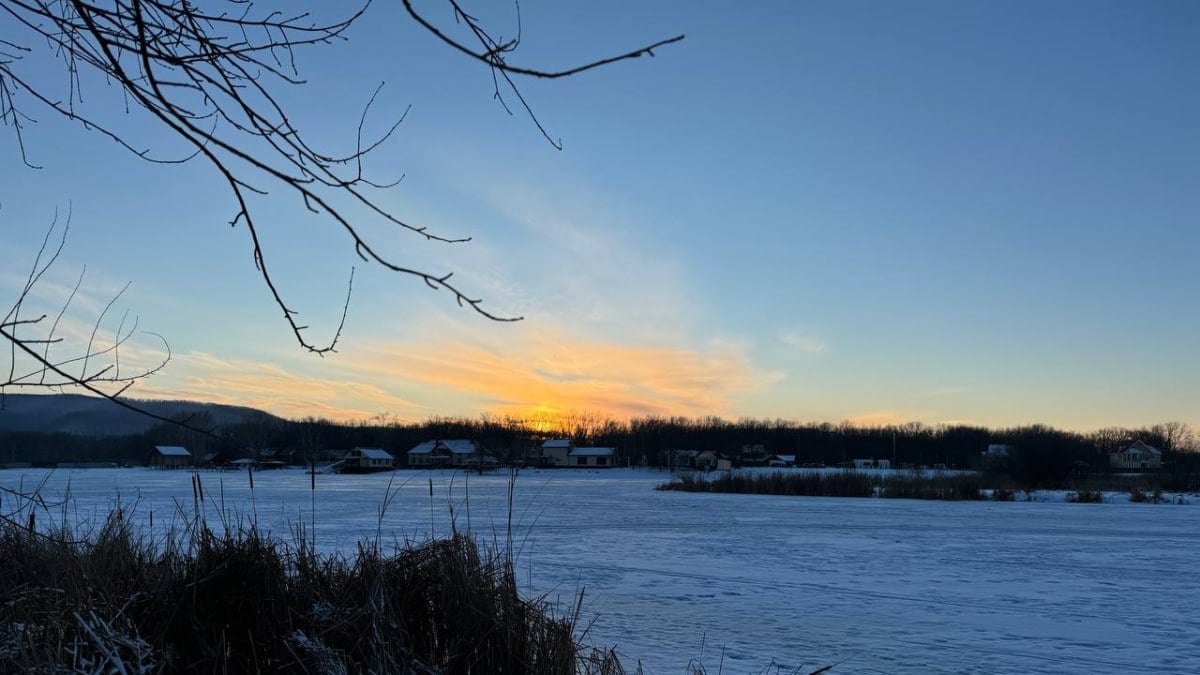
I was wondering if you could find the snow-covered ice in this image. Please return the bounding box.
[2,467,1197,674]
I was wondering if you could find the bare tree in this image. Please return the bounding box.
[0,0,683,363]
[1152,421,1196,453]
[2,209,170,403]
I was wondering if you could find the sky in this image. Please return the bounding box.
[1,0,1197,430]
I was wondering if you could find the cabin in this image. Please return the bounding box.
[1110,441,1162,471]
[768,454,796,467]
[407,439,482,467]
[149,445,191,469]
[342,447,395,473]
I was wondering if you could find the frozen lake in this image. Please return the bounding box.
[2,467,1197,674]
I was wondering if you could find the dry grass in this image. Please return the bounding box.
[658,471,996,502]
[0,501,616,673]
[657,471,875,498]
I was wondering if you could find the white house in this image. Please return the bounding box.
[539,440,617,467]
[342,447,395,473]
[539,439,573,467]
[1110,440,1162,471]
[407,439,482,466]
[567,447,617,467]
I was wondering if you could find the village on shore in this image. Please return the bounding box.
[132,438,1166,477]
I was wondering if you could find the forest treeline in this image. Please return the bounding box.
[1,409,1196,486]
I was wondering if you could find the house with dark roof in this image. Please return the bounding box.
[671,450,699,469]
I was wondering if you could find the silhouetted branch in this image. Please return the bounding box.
[2,214,172,415]
[1,0,680,356]
[403,0,684,149]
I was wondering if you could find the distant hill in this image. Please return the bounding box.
[0,393,280,436]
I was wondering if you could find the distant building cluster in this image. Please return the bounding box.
[138,438,1168,478]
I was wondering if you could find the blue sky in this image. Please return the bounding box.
[2,0,1197,429]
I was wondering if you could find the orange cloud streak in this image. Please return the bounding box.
[133,328,781,423]
[346,328,781,420]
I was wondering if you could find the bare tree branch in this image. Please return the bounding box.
[1,2,680,356]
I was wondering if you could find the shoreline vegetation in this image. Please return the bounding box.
[0,506,620,674]
[0,476,841,675]
[656,470,1194,504]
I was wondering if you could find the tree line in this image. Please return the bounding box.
[1,410,1194,478]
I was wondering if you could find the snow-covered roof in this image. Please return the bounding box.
[1122,440,1161,456]
[230,458,257,465]
[408,439,477,455]
[154,445,190,457]
[353,447,394,460]
[543,439,573,449]
[569,447,615,457]
[773,454,797,463]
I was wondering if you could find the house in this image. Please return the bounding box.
[201,450,235,468]
[539,439,573,467]
[566,447,617,468]
[768,454,796,467]
[538,440,617,467]
[407,439,482,467]
[1110,440,1162,471]
[739,444,771,466]
[149,445,191,469]
[341,447,395,473]
[852,458,891,470]
[255,448,295,469]
[671,450,699,469]
[694,450,731,471]
[321,449,350,463]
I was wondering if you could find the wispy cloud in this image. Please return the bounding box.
[433,160,698,345]
[779,330,828,356]
[137,352,429,421]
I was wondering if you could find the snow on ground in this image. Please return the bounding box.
[2,467,1198,674]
